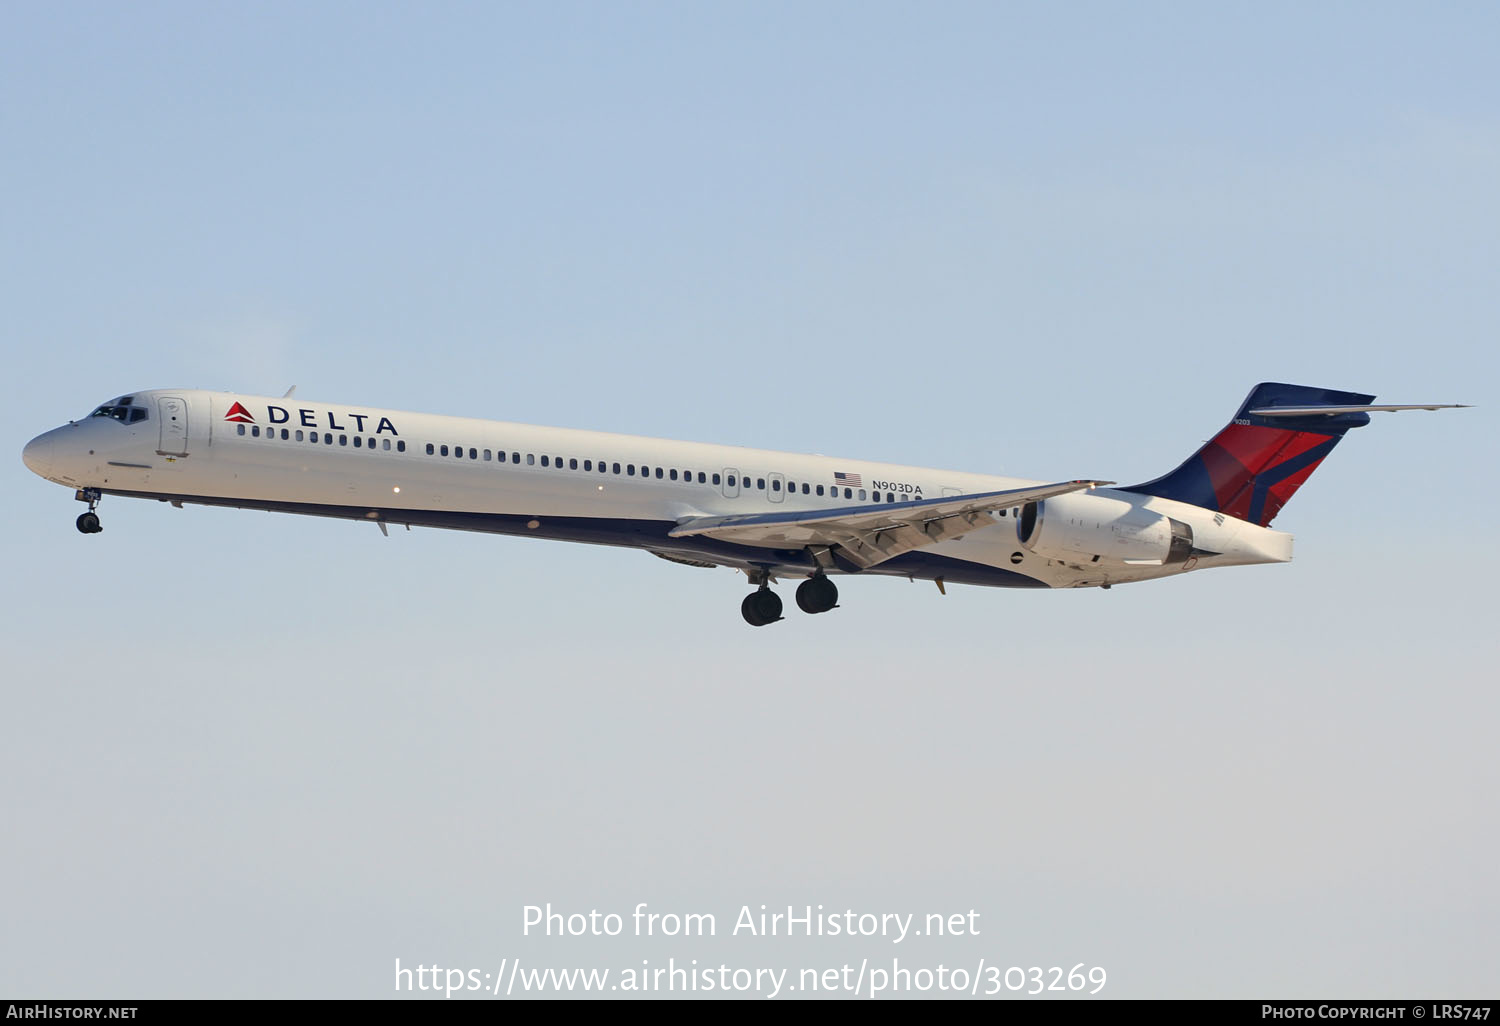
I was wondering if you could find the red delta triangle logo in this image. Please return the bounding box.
[224,401,255,424]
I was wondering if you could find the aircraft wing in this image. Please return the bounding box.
[668,479,1111,570]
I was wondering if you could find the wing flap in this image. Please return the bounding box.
[670,479,1111,569]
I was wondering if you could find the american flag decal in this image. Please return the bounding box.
[833,471,862,488]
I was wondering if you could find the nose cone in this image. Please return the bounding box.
[22,434,54,477]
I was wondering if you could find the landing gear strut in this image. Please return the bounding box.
[795,575,838,614]
[75,488,102,534]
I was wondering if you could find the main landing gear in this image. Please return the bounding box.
[75,488,102,534]
[740,588,783,627]
[741,570,839,627]
[795,575,838,615]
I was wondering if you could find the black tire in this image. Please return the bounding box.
[741,589,782,626]
[796,576,838,614]
[76,512,101,534]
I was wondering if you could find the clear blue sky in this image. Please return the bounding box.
[3,1,1496,998]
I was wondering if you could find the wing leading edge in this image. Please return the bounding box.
[669,479,1112,570]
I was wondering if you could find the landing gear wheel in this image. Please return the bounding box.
[740,589,783,627]
[76,511,101,534]
[795,576,838,614]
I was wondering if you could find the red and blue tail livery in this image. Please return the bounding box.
[1125,383,1369,526]
[1124,383,1468,527]
[22,381,1468,625]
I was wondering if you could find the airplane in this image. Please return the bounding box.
[22,382,1466,625]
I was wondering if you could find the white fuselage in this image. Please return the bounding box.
[22,388,1294,590]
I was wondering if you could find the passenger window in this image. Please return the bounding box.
[498,450,506,462]
[469,448,477,459]
[541,456,549,467]
[713,473,721,485]
[772,479,781,491]
[757,478,765,490]
[426,443,435,455]
[237,424,246,436]
[339,435,348,446]
[570,458,578,470]
[355,436,363,448]
[281,429,289,440]
[584,460,592,471]
[655,467,663,479]
[627,465,636,476]
[816,485,824,496]
[295,430,304,441]
[383,439,390,450]
[887,492,895,503]
[641,465,649,477]
[454,447,463,459]
[726,475,735,487]
[512,452,520,464]
[527,454,535,465]
[844,488,852,499]
[698,472,706,484]
[858,489,866,500]
[802,483,809,494]
[252,426,260,437]
[397,441,406,452]
[555,457,563,469]
[483,449,491,461]
[669,469,678,481]
[440,445,449,456]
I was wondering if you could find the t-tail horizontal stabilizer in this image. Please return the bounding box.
[1248,403,1470,416]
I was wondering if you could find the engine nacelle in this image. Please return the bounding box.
[1017,493,1194,566]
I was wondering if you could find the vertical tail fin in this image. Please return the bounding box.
[1122,382,1376,527]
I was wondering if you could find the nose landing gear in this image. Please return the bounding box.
[74,488,102,534]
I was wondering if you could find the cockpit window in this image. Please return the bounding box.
[89,397,149,423]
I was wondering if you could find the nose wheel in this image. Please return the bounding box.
[75,488,103,534]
